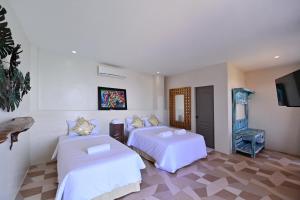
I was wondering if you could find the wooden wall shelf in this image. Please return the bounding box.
[0,117,34,150]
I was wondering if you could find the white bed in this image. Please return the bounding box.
[52,135,145,200]
[127,126,207,173]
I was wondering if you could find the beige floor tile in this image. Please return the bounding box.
[216,189,237,200]
[224,186,241,196]
[17,150,300,200]
[206,178,228,196]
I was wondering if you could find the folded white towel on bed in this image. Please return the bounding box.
[158,131,173,138]
[174,129,187,135]
[87,144,111,154]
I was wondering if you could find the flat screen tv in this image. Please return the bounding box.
[98,87,127,110]
[275,69,300,107]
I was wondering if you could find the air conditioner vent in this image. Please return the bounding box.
[97,64,126,79]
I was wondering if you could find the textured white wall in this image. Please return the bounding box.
[36,49,155,111]
[166,63,231,154]
[0,1,31,199]
[29,48,165,164]
[227,64,246,153]
[245,65,300,156]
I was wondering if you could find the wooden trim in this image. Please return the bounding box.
[169,87,191,130]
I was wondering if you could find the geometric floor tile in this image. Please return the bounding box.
[17,149,300,200]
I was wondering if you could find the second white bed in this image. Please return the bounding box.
[127,126,207,173]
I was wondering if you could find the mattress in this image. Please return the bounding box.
[93,182,140,200]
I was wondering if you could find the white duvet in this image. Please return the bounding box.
[52,135,145,200]
[127,126,207,173]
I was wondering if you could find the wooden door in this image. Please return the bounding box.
[196,86,214,148]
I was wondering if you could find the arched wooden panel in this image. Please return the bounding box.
[169,87,191,130]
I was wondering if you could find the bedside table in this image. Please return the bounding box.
[109,123,124,143]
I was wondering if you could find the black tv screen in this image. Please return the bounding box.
[275,69,300,107]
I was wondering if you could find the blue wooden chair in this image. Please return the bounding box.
[232,88,265,158]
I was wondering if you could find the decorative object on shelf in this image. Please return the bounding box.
[109,122,124,143]
[0,5,31,112]
[98,87,127,110]
[0,117,34,150]
[169,87,191,130]
[232,88,265,158]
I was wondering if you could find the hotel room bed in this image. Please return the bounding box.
[127,125,207,173]
[52,135,145,200]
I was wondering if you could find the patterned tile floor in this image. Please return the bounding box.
[16,150,300,200]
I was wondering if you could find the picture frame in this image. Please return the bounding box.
[98,87,127,110]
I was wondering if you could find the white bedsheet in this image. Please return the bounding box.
[52,135,145,200]
[127,126,207,173]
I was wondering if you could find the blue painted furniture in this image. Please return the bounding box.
[232,88,265,158]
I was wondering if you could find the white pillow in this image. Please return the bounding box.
[142,117,152,127]
[67,118,100,136]
[125,117,133,124]
[89,119,100,135]
[125,117,135,132]
[67,120,77,136]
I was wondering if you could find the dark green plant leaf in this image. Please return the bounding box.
[23,72,31,96]
[0,5,30,112]
[0,5,14,59]
[10,44,22,68]
[0,61,5,84]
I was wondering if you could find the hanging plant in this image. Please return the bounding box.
[0,5,31,112]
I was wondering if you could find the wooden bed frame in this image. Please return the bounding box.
[131,146,156,163]
[93,182,140,200]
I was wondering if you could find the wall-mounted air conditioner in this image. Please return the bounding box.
[97,64,126,79]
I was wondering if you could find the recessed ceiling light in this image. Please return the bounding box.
[274,56,280,59]
[72,50,77,54]
[156,72,160,74]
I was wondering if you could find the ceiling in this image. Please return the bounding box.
[9,0,300,75]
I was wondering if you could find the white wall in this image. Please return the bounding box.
[227,64,246,152]
[0,1,31,199]
[245,65,300,156]
[166,63,231,154]
[29,48,165,164]
[161,61,300,157]
[153,75,166,122]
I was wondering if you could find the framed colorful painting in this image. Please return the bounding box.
[98,87,127,110]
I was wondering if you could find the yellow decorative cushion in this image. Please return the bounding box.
[149,115,159,126]
[72,117,95,136]
[132,116,144,128]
